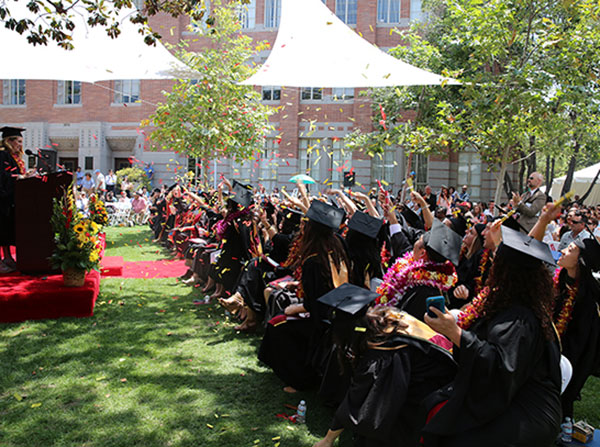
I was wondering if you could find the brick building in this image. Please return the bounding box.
[0,0,507,202]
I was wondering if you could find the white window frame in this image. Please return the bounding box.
[262,86,281,102]
[457,149,482,201]
[3,79,26,105]
[237,0,256,29]
[332,87,354,101]
[371,146,398,189]
[335,0,357,25]
[330,139,353,188]
[299,138,329,184]
[57,80,82,105]
[114,80,140,104]
[258,138,279,191]
[301,87,323,101]
[377,0,401,24]
[264,0,281,28]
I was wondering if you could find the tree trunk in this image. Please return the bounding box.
[528,135,536,176]
[577,167,600,205]
[561,140,580,197]
[493,145,512,208]
[518,153,526,193]
[545,155,551,187]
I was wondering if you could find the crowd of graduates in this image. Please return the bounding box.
[145,174,600,446]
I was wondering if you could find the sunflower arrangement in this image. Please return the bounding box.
[88,194,109,226]
[50,186,102,272]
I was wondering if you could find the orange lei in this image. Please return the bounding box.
[457,286,491,329]
[10,151,26,175]
[553,268,578,339]
[473,249,492,296]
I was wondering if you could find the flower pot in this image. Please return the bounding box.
[63,268,86,287]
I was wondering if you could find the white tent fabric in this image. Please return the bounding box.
[550,162,600,205]
[0,2,194,83]
[241,0,457,88]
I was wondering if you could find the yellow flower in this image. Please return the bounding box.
[90,251,99,263]
[73,223,85,234]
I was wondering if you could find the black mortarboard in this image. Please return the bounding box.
[348,211,383,239]
[231,181,253,208]
[401,206,424,230]
[499,226,556,266]
[306,200,345,229]
[317,283,378,322]
[423,219,462,265]
[574,238,600,272]
[448,216,467,237]
[0,126,25,139]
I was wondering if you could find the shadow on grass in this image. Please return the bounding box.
[0,277,337,447]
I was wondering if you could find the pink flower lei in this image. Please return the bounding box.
[376,251,458,306]
[214,208,251,240]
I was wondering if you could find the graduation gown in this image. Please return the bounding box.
[556,269,600,417]
[422,305,562,447]
[258,255,334,390]
[0,150,19,246]
[399,285,444,322]
[331,335,457,447]
[213,218,252,292]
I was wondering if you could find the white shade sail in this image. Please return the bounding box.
[550,162,600,206]
[241,0,458,88]
[0,2,196,83]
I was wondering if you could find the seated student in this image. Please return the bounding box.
[258,200,349,393]
[377,219,461,322]
[345,211,384,288]
[314,286,456,447]
[422,224,562,446]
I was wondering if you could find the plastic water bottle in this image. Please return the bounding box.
[560,417,573,444]
[296,400,307,424]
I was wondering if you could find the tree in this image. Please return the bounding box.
[347,0,600,203]
[0,0,220,48]
[141,0,275,180]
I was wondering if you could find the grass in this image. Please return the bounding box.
[0,226,598,446]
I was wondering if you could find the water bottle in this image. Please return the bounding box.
[560,417,573,444]
[296,400,307,424]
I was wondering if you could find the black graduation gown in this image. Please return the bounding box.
[0,150,19,246]
[422,305,562,447]
[399,285,444,322]
[556,270,600,417]
[331,335,457,447]
[213,218,252,292]
[448,249,490,309]
[258,255,333,390]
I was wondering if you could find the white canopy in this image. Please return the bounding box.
[241,0,457,88]
[550,162,600,205]
[0,1,195,83]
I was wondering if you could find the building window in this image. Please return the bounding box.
[299,138,329,184]
[458,149,482,201]
[262,86,281,101]
[259,139,279,190]
[57,80,82,105]
[410,0,425,21]
[371,146,397,188]
[264,0,281,28]
[335,0,357,24]
[330,139,352,188]
[237,0,256,29]
[3,79,26,105]
[114,80,140,104]
[332,87,354,101]
[301,87,323,101]
[377,0,401,23]
[85,156,94,171]
[231,157,253,183]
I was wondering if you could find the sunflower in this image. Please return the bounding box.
[73,223,85,234]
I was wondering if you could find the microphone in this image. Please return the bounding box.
[25,149,48,159]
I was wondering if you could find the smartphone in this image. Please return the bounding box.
[426,296,446,318]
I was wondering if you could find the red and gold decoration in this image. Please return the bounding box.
[376,252,458,307]
[88,194,109,227]
[553,268,578,338]
[473,249,492,296]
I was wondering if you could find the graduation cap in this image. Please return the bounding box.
[231,181,253,208]
[499,225,556,266]
[306,200,345,229]
[0,126,25,139]
[448,216,467,237]
[400,206,424,230]
[423,219,462,266]
[348,211,383,239]
[574,238,600,272]
[317,283,379,324]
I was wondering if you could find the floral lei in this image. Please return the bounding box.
[553,268,578,338]
[376,251,458,306]
[457,286,491,329]
[473,249,492,296]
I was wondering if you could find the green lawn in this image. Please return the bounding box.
[0,226,598,446]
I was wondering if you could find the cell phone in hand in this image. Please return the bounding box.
[426,296,446,318]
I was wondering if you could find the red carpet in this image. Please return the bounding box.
[121,259,187,278]
[0,270,100,323]
[101,256,124,276]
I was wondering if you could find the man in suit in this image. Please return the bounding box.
[511,172,546,233]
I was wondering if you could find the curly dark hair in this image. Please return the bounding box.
[483,247,555,340]
[297,219,349,278]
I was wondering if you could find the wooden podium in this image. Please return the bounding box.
[15,172,73,274]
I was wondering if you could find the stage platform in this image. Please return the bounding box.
[0,270,100,323]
